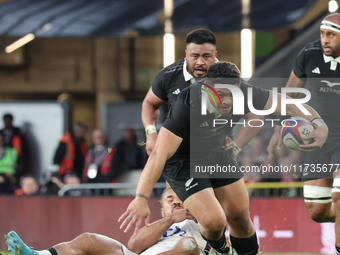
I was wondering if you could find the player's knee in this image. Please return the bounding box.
[305,203,329,222]
[227,204,249,223]
[202,214,226,235]
[74,232,96,251]
[309,212,324,223]
[177,237,199,255]
[227,208,253,235]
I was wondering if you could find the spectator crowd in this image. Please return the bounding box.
[0,113,147,196]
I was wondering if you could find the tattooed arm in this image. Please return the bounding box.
[127,208,196,254]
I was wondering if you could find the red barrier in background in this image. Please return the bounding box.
[0,196,162,251]
[248,198,335,254]
[0,197,335,253]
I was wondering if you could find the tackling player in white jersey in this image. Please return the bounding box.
[4,188,226,255]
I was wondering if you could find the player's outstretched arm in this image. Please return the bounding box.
[118,127,183,235]
[128,208,196,254]
[267,91,329,152]
[142,87,166,155]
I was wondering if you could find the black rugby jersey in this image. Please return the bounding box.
[163,80,269,160]
[152,59,192,105]
[293,40,340,133]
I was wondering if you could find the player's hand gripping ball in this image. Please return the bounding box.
[281,117,315,151]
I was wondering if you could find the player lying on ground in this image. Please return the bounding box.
[119,61,329,255]
[4,187,229,255]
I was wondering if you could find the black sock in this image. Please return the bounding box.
[230,233,258,255]
[336,245,340,255]
[201,227,230,254]
[47,247,58,255]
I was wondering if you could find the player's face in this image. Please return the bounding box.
[209,87,234,116]
[161,188,186,217]
[320,28,340,58]
[185,43,217,79]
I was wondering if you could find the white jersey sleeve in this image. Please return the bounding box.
[140,220,212,255]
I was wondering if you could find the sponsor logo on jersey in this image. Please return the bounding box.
[173,88,181,95]
[312,67,320,74]
[163,226,187,237]
[200,121,209,127]
[319,80,340,94]
[321,80,340,87]
[319,87,340,94]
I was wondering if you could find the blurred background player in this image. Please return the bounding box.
[53,122,88,180]
[5,188,217,255]
[267,13,340,253]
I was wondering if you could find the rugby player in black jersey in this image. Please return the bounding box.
[142,29,259,158]
[142,29,216,155]
[267,13,340,254]
[121,62,328,255]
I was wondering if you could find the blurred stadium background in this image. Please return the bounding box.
[0,0,338,254]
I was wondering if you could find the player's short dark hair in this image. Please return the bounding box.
[186,29,216,45]
[206,61,241,86]
[3,113,13,121]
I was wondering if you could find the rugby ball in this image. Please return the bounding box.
[281,117,314,151]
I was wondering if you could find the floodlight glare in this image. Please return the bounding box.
[5,33,35,53]
[329,0,339,13]
[241,29,254,80]
[163,33,175,67]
